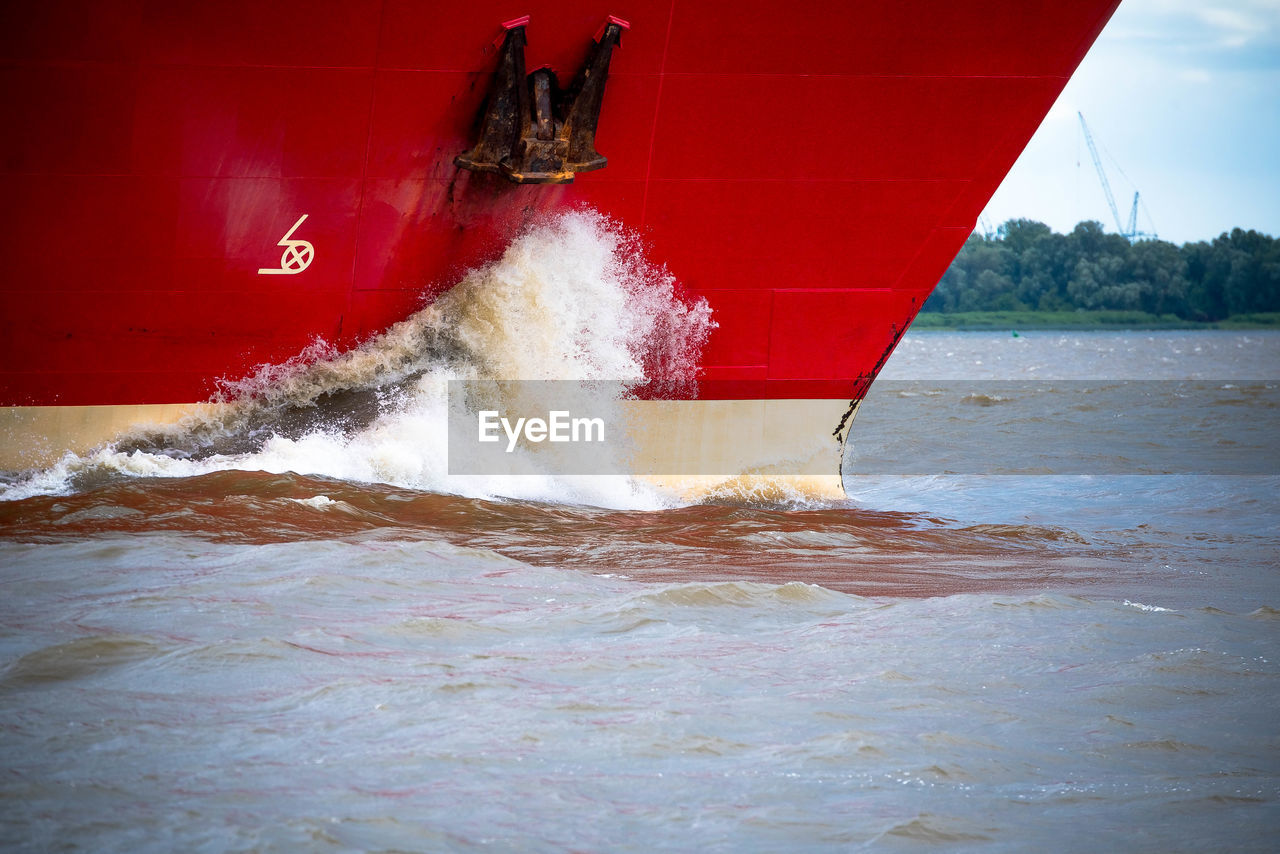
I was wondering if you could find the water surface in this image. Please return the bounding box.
[2,320,1278,851]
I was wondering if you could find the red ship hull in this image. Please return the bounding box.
[0,0,1119,478]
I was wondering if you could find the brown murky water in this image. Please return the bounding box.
[2,330,1278,851]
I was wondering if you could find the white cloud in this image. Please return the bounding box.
[1111,0,1280,57]
[978,0,1280,242]
[1197,6,1261,30]
[1197,6,1269,47]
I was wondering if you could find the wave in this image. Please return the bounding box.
[2,211,713,509]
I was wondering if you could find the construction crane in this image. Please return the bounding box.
[977,214,996,240]
[1077,112,1154,240]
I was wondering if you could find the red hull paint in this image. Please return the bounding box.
[0,1,1119,406]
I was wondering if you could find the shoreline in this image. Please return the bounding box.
[910,310,1280,331]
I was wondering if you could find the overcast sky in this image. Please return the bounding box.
[980,0,1280,245]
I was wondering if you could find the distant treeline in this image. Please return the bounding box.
[924,220,1280,322]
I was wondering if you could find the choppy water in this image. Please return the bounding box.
[2,220,1278,851]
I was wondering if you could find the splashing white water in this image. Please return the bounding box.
[3,211,714,508]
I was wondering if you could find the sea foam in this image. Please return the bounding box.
[2,211,713,509]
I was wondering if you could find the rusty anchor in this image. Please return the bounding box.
[455,15,629,185]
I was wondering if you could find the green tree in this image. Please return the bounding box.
[924,218,1277,320]
[1127,239,1187,315]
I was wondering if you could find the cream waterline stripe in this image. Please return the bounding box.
[0,399,854,499]
[1,403,218,471]
[619,397,848,474]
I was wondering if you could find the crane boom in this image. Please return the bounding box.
[1078,112,1124,235]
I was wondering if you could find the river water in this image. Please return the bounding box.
[1,220,1278,851]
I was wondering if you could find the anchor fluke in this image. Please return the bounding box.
[455,16,629,185]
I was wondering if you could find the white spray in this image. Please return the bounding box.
[3,211,714,508]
